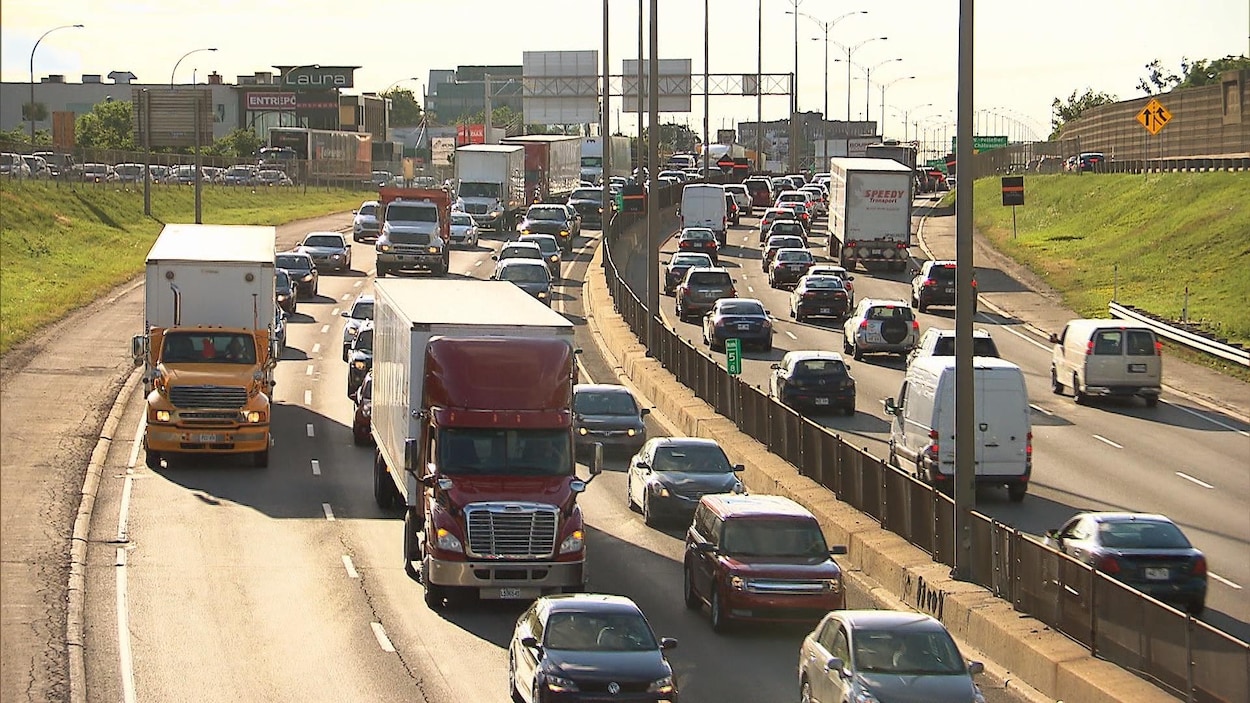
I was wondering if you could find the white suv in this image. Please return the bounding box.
[907,327,1001,366]
[842,298,919,360]
[723,184,753,216]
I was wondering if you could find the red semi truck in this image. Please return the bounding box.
[370,278,600,609]
[500,134,582,203]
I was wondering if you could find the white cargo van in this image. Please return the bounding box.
[884,357,1032,501]
[679,183,729,245]
[1049,319,1162,407]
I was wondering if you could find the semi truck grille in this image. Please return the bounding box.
[464,203,489,214]
[465,503,558,559]
[169,385,248,409]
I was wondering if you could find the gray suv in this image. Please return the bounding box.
[675,267,736,321]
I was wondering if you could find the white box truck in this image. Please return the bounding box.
[827,157,914,272]
[454,144,526,230]
[580,135,631,184]
[131,224,279,469]
[679,183,729,246]
[369,279,601,609]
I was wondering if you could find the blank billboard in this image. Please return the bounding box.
[523,50,600,125]
[131,88,214,148]
[621,59,692,113]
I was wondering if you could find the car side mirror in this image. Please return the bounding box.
[1044,529,1060,542]
[732,463,745,473]
[131,334,147,366]
[659,637,678,650]
[827,656,845,674]
[640,408,651,417]
[883,397,899,416]
[491,254,498,260]
[1048,333,1060,344]
[340,310,350,317]
[521,636,540,649]
[829,545,848,556]
[967,661,985,675]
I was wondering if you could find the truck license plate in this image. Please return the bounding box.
[1128,363,1147,373]
[1144,567,1169,580]
[197,433,219,443]
[499,588,523,599]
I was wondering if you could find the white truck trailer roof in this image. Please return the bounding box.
[146,224,276,263]
[830,157,915,174]
[374,279,574,332]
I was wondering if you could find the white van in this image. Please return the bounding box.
[679,184,729,246]
[884,357,1033,502]
[1049,319,1162,407]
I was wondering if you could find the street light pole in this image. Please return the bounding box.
[702,0,709,176]
[756,0,762,171]
[843,36,887,122]
[170,47,218,88]
[29,24,84,145]
[790,0,802,173]
[863,58,902,127]
[792,10,865,166]
[879,76,915,139]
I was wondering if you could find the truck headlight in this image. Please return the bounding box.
[559,529,584,554]
[377,244,391,252]
[729,575,746,590]
[353,360,367,370]
[428,246,439,254]
[244,411,264,423]
[154,410,171,422]
[626,428,637,437]
[578,427,588,436]
[434,528,463,553]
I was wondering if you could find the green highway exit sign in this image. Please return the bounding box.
[952,135,1009,153]
[725,338,742,376]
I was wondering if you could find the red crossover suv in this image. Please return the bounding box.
[683,494,848,632]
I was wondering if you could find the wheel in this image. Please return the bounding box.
[1144,394,1159,408]
[374,450,398,509]
[844,405,855,417]
[918,300,928,313]
[843,338,853,354]
[852,344,864,361]
[424,578,447,609]
[888,444,899,468]
[710,587,730,633]
[763,340,772,352]
[1187,599,1206,617]
[376,266,387,277]
[683,564,701,609]
[1008,483,1027,502]
[509,653,524,703]
[252,449,269,468]
[403,508,422,579]
[626,475,638,512]
[1073,373,1088,404]
[1051,367,1064,395]
[145,448,161,470]
[643,494,657,527]
[353,430,367,447]
[911,293,919,308]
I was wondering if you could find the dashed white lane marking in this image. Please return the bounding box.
[342,555,359,579]
[1210,573,1243,589]
[341,293,352,301]
[306,424,315,437]
[354,280,363,287]
[747,286,754,293]
[370,622,396,652]
[331,307,340,316]
[320,324,330,334]
[785,330,798,340]
[368,269,376,276]
[1029,404,1053,416]
[1092,434,1122,449]
[311,459,321,476]
[304,390,312,405]
[306,364,314,376]
[322,503,335,521]
[312,343,321,354]
[1171,403,1249,436]
[1175,471,1213,489]
[475,260,483,267]
[116,547,136,703]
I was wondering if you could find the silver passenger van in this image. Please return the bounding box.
[884,357,1032,502]
[1049,319,1162,407]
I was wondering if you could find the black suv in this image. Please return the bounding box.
[910,260,976,313]
[566,187,607,228]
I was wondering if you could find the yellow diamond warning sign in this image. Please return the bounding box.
[1136,98,1172,136]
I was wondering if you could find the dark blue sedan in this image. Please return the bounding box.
[702,298,772,352]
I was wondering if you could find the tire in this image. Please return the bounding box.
[1008,482,1028,502]
[643,494,657,527]
[1187,600,1205,617]
[844,405,855,417]
[145,448,161,470]
[626,475,638,512]
[374,450,398,509]
[710,587,730,633]
[911,293,919,308]
[1073,373,1088,404]
[1051,367,1064,395]
[509,653,524,703]
[253,449,269,468]
[918,300,928,313]
[376,266,387,277]
[843,338,853,354]
[683,564,701,609]
[852,344,863,361]
[1144,394,1159,408]
[424,578,447,610]
[353,430,367,447]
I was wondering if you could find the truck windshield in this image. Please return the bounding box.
[386,204,437,222]
[438,428,572,476]
[162,332,256,364]
[459,182,500,198]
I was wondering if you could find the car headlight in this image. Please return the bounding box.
[353,360,367,370]
[647,676,675,694]
[549,255,558,262]
[434,528,463,553]
[489,210,502,218]
[244,411,264,423]
[301,274,313,282]
[331,254,341,260]
[559,529,584,554]
[578,427,588,436]
[544,674,579,693]
[822,577,843,593]
[346,327,360,338]
[650,482,670,497]
[521,228,531,234]
[559,230,569,236]
[377,244,391,252]
[537,291,547,299]
[732,481,745,494]
[626,428,637,437]
[729,575,746,590]
[154,410,171,423]
[428,246,439,254]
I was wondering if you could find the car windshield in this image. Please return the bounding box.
[718,301,765,316]
[451,213,474,226]
[303,235,342,248]
[682,229,715,241]
[927,265,957,281]
[767,238,804,250]
[544,611,658,652]
[652,443,731,473]
[275,255,311,271]
[227,167,252,176]
[350,301,373,320]
[502,246,543,259]
[770,223,804,235]
[854,629,966,675]
[570,189,601,200]
[276,270,292,291]
[671,254,710,268]
[795,359,846,376]
[1098,521,1192,549]
[501,265,550,283]
[161,332,257,365]
[358,204,377,217]
[720,519,828,557]
[352,329,373,351]
[777,251,812,262]
[687,271,730,286]
[528,207,567,221]
[387,204,437,222]
[521,237,558,254]
[932,336,999,357]
[574,390,637,416]
[437,428,572,476]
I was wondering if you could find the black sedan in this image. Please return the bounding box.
[509,594,678,703]
[573,384,650,455]
[702,298,772,352]
[789,275,851,321]
[566,188,607,228]
[275,269,297,315]
[276,252,319,298]
[663,252,713,296]
[767,248,815,288]
[518,205,577,252]
[769,350,856,415]
[761,235,806,272]
[1043,512,1207,615]
[295,231,351,272]
[676,228,720,265]
[346,322,373,398]
[626,437,744,526]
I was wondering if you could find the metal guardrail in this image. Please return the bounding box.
[600,214,1249,703]
[1110,302,1250,367]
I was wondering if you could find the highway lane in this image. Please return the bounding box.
[630,205,1249,637]
[80,216,1032,703]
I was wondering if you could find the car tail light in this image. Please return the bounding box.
[1085,340,1095,355]
[924,280,936,287]
[1155,341,1163,356]
[729,288,737,296]
[803,292,817,298]
[896,242,907,250]
[1192,555,1207,576]
[971,280,978,289]
[911,320,920,332]
[859,320,868,330]
[847,240,857,248]
[1098,555,1121,575]
[1026,432,1033,458]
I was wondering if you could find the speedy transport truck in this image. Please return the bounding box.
[370,278,601,608]
[500,134,582,203]
[375,186,452,276]
[454,144,526,231]
[827,157,914,272]
[131,224,278,469]
[579,135,631,184]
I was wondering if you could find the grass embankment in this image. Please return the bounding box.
[0,181,366,355]
[939,173,1248,377]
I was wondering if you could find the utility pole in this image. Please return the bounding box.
[755,0,763,171]
[647,0,661,353]
[953,0,976,582]
[601,0,611,226]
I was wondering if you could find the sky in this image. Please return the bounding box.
[2,0,1246,142]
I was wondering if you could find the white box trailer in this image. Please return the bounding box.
[827,157,914,272]
[143,224,277,330]
[454,144,526,230]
